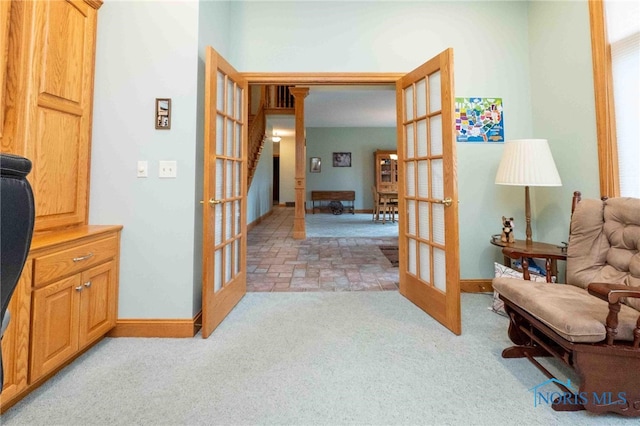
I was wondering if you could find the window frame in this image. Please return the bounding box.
[589,0,620,198]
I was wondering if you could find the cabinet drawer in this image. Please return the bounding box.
[33,237,118,287]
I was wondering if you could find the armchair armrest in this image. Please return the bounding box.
[587,282,640,347]
[588,282,640,304]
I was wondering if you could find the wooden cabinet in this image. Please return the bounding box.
[0,265,31,403]
[1,227,121,412]
[1,0,118,413]
[0,0,10,139]
[31,257,117,382]
[2,0,100,231]
[374,149,398,192]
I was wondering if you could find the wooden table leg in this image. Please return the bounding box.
[382,197,387,224]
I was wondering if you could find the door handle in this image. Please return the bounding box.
[199,199,222,205]
[435,197,453,207]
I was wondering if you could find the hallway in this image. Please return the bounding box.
[247,207,399,292]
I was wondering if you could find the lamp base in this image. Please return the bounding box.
[525,186,532,246]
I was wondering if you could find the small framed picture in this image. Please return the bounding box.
[310,157,321,173]
[333,152,351,167]
[155,98,171,129]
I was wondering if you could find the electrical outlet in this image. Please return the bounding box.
[159,160,177,178]
[137,161,148,178]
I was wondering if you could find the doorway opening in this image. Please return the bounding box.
[246,83,400,292]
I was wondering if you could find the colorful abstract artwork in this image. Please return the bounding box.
[455,97,504,143]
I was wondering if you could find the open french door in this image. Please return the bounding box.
[201,46,248,338]
[396,48,461,335]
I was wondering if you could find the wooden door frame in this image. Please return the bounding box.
[243,73,403,239]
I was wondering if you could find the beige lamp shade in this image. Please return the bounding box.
[495,139,562,187]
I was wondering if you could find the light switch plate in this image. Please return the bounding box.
[159,160,177,178]
[137,161,148,178]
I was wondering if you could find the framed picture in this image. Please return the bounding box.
[333,152,351,167]
[310,157,321,173]
[155,98,171,129]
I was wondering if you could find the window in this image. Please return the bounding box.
[589,0,640,197]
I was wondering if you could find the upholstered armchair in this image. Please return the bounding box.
[493,192,640,417]
[1,153,35,392]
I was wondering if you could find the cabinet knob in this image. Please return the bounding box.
[75,285,83,292]
[84,281,92,288]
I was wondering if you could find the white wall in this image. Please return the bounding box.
[195,0,232,313]
[228,0,533,279]
[90,1,600,321]
[90,1,200,318]
[528,0,600,245]
[279,137,295,204]
[247,139,274,223]
[306,128,396,210]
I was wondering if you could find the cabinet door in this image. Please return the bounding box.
[30,274,81,383]
[0,0,10,140]
[26,0,98,231]
[0,263,31,404]
[78,261,117,348]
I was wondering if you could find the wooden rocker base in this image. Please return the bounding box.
[500,300,640,417]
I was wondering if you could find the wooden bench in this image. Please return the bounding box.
[310,191,355,214]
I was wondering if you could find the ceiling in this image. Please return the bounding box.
[267,85,396,138]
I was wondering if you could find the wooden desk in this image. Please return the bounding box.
[490,238,567,282]
[311,190,355,214]
[377,191,398,224]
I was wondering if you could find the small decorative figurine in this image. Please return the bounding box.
[501,216,515,243]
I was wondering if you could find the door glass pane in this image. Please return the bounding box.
[417,160,429,198]
[235,123,242,158]
[216,159,224,199]
[416,78,426,117]
[407,199,416,236]
[226,201,232,241]
[226,161,233,198]
[433,203,445,245]
[404,85,414,120]
[214,204,222,246]
[216,115,224,155]
[434,247,446,291]
[227,79,234,116]
[406,162,415,197]
[431,159,443,199]
[217,71,225,112]
[419,242,431,283]
[226,119,233,157]
[418,201,430,240]
[429,71,441,113]
[430,115,443,156]
[225,243,232,282]
[214,249,222,292]
[234,240,240,275]
[236,87,242,120]
[417,119,427,157]
[236,163,241,196]
[408,238,417,275]
[405,124,415,159]
[235,200,241,236]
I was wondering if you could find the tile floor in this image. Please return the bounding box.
[247,207,399,292]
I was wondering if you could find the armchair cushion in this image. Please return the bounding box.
[493,278,639,343]
[567,197,640,310]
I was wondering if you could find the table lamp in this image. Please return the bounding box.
[495,139,562,246]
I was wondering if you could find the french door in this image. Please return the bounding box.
[201,46,247,338]
[396,48,461,335]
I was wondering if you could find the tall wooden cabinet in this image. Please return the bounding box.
[374,149,398,192]
[2,0,100,231]
[1,0,120,413]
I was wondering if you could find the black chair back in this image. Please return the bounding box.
[1,153,35,391]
